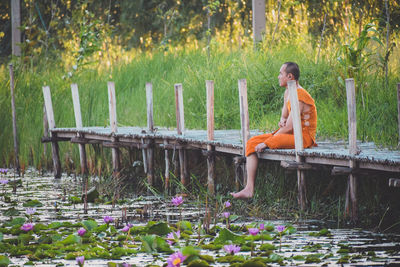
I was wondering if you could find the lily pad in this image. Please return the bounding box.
[23,199,43,207]
[214,228,245,245]
[3,207,19,217]
[0,255,10,267]
[147,222,171,236]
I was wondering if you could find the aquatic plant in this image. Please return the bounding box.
[276,225,286,251]
[224,244,241,255]
[0,168,8,174]
[166,230,181,246]
[172,196,183,206]
[224,201,231,208]
[259,223,265,244]
[0,179,8,184]
[76,256,85,267]
[248,227,259,256]
[167,251,186,267]
[26,207,36,223]
[223,212,230,229]
[77,228,86,236]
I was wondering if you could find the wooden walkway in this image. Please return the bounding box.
[41,79,400,221]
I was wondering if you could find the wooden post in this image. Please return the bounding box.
[43,104,49,169]
[11,0,21,56]
[71,83,87,175]
[345,78,358,221]
[164,139,170,192]
[42,86,61,178]
[397,83,400,146]
[108,82,120,173]
[9,64,20,175]
[288,80,306,210]
[146,82,154,186]
[238,79,250,186]
[252,0,266,47]
[174,83,187,186]
[206,80,215,195]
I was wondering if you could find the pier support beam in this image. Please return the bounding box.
[146,82,154,186]
[42,86,61,178]
[238,79,250,187]
[9,64,20,176]
[288,80,307,210]
[345,78,358,222]
[174,83,187,186]
[108,82,120,175]
[206,80,215,195]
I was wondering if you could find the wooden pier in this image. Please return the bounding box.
[42,79,400,221]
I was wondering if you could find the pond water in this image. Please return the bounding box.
[0,168,400,266]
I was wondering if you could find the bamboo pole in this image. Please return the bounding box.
[238,79,250,186]
[71,83,87,175]
[345,78,358,221]
[146,82,154,186]
[9,64,20,175]
[108,82,120,174]
[288,80,306,210]
[174,83,187,186]
[206,80,215,195]
[42,86,61,178]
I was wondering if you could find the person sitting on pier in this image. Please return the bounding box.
[231,62,317,199]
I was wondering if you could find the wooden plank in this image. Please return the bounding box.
[238,79,250,155]
[252,0,266,44]
[42,86,56,130]
[11,0,21,56]
[164,140,170,192]
[207,144,215,195]
[174,83,185,135]
[206,80,214,141]
[397,83,400,145]
[43,105,49,168]
[71,84,83,129]
[280,161,314,170]
[146,82,154,132]
[71,83,87,175]
[108,81,118,133]
[288,80,303,151]
[9,64,20,175]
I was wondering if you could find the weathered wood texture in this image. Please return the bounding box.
[397,83,400,145]
[71,83,87,175]
[9,64,20,175]
[42,86,61,178]
[174,83,187,185]
[238,79,250,187]
[206,80,215,194]
[11,0,21,56]
[146,82,154,186]
[252,0,266,44]
[107,82,120,173]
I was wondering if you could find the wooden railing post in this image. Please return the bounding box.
[71,84,87,175]
[174,83,187,186]
[108,82,120,174]
[9,64,20,176]
[288,80,306,210]
[146,82,154,186]
[345,78,358,221]
[206,80,215,195]
[397,83,400,146]
[238,79,250,188]
[42,86,61,178]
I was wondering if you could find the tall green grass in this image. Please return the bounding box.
[0,43,399,169]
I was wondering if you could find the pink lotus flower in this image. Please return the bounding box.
[223,212,230,219]
[166,230,180,245]
[224,201,231,208]
[20,223,34,232]
[76,255,85,267]
[103,216,114,224]
[276,225,285,233]
[77,228,86,236]
[259,223,265,230]
[224,244,241,254]
[122,223,133,232]
[167,251,186,267]
[248,228,260,236]
[171,196,183,206]
[0,179,8,185]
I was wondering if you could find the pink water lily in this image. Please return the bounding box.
[171,196,183,206]
[76,255,85,267]
[224,244,241,254]
[167,251,186,267]
[166,230,180,245]
[259,223,265,230]
[21,223,34,232]
[26,207,36,215]
[276,225,285,233]
[0,168,8,174]
[0,179,8,185]
[224,201,231,208]
[248,228,260,236]
[77,228,86,236]
[103,216,114,224]
[223,212,230,218]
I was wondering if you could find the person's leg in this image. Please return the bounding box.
[231,153,258,198]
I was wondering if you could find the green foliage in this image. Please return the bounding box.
[23,200,43,207]
[0,255,10,267]
[214,228,245,245]
[147,222,171,236]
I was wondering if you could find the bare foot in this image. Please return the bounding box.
[230,188,254,199]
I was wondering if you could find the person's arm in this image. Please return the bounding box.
[274,100,309,135]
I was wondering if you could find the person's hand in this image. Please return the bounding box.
[278,119,287,128]
[255,143,267,152]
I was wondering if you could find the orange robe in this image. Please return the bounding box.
[245,88,317,157]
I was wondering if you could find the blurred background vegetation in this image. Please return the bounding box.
[0,1,399,226]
